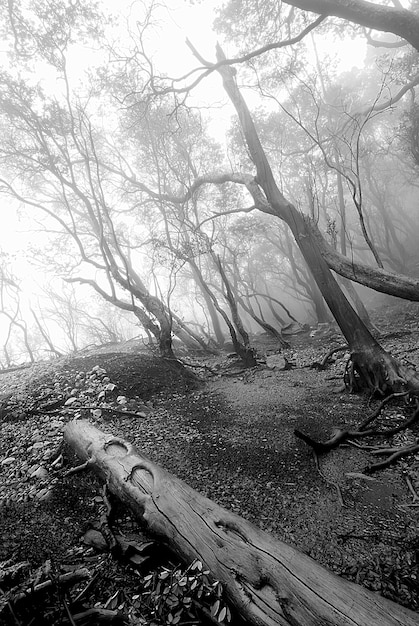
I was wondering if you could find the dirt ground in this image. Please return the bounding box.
[1,301,419,624]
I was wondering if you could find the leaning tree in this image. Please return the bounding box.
[131,0,419,394]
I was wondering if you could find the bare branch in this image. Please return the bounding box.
[146,16,326,96]
[357,72,419,116]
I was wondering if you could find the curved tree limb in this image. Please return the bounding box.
[281,0,419,51]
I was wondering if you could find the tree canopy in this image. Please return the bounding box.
[0,0,418,380]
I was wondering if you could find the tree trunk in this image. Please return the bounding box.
[215,255,258,366]
[64,419,419,626]
[189,260,226,346]
[302,266,331,324]
[237,293,288,347]
[338,276,377,332]
[281,228,331,324]
[336,169,376,331]
[265,295,287,326]
[190,265,256,365]
[214,47,419,394]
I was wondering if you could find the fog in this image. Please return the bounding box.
[0,0,418,366]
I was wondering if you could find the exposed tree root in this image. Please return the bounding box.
[295,401,418,453]
[358,392,410,430]
[310,344,348,370]
[365,441,419,473]
[162,356,201,382]
[312,449,345,506]
[294,427,348,454]
[345,348,419,397]
[295,399,419,473]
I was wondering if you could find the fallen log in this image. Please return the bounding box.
[64,419,418,626]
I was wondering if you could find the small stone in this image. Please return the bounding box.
[82,529,108,551]
[34,487,53,502]
[65,397,78,406]
[31,466,49,480]
[1,457,16,466]
[266,355,288,370]
[32,442,47,450]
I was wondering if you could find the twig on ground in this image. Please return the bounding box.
[365,442,419,473]
[72,608,127,624]
[312,450,345,506]
[175,358,217,373]
[62,596,77,626]
[9,569,90,604]
[64,460,91,476]
[359,391,410,430]
[405,474,419,503]
[71,573,100,605]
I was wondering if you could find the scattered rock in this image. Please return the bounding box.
[34,487,53,502]
[266,355,288,370]
[31,466,49,480]
[64,397,78,406]
[1,457,16,466]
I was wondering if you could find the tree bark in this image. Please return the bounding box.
[282,228,331,324]
[215,255,258,366]
[282,0,419,52]
[312,226,419,301]
[212,45,419,394]
[64,419,419,626]
[335,169,376,331]
[189,260,226,346]
[237,293,288,347]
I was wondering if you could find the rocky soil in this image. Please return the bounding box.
[1,301,419,625]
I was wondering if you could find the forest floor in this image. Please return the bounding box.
[1,300,419,625]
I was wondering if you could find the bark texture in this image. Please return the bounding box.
[282,0,419,51]
[312,226,419,301]
[64,419,419,626]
